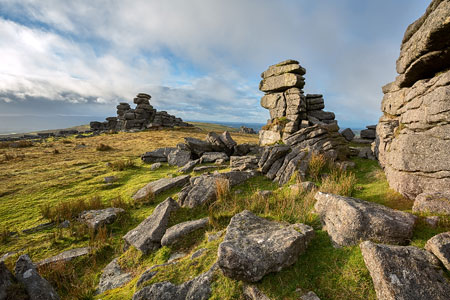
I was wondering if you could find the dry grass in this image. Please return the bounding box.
[320,168,357,197]
[215,178,231,203]
[0,140,33,149]
[109,159,136,171]
[96,143,113,151]
[40,196,104,222]
[308,152,327,180]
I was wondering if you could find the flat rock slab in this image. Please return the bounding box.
[97,258,132,294]
[200,152,229,163]
[133,175,190,202]
[412,192,450,215]
[15,254,60,300]
[37,247,90,267]
[132,264,217,300]
[230,155,259,171]
[142,147,176,163]
[79,207,125,231]
[360,241,450,300]
[425,232,450,270]
[218,210,314,282]
[168,149,191,167]
[0,262,14,300]
[161,217,209,246]
[314,192,416,247]
[177,159,199,173]
[123,197,179,254]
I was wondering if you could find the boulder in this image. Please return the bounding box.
[219,131,237,150]
[184,137,213,156]
[425,232,450,271]
[161,217,209,246]
[142,147,176,163]
[261,60,305,79]
[230,156,259,171]
[259,73,305,93]
[314,192,416,246]
[360,129,376,140]
[200,152,229,163]
[123,198,179,254]
[412,192,450,215]
[341,128,355,141]
[37,247,90,267]
[97,258,132,294]
[218,210,314,282]
[0,262,14,300]
[79,208,124,231]
[132,175,190,202]
[360,241,450,300]
[132,264,217,300]
[167,149,191,167]
[177,159,199,173]
[205,132,229,154]
[307,110,335,121]
[15,254,60,300]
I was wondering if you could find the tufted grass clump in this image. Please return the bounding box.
[96,143,113,151]
[40,196,104,222]
[308,152,327,180]
[109,159,136,171]
[320,168,357,197]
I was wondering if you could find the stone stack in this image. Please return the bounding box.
[259,60,337,145]
[376,0,450,199]
[90,93,192,132]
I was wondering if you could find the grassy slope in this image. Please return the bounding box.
[0,126,449,300]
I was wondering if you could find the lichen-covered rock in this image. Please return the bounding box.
[360,241,450,300]
[167,149,191,167]
[0,262,14,300]
[97,258,132,294]
[132,175,190,202]
[123,197,179,254]
[79,208,124,231]
[15,254,60,300]
[259,130,282,146]
[218,210,314,282]
[161,217,209,246]
[412,192,450,215]
[37,247,90,267]
[425,232,450,271]
[314,192,416,246]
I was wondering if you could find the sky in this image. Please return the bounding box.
[0,0,430,132]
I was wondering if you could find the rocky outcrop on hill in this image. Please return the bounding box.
[240,126,257,134]
[376,0,450,199]
[218,210,314,282]
[360,241,450,300]
[314,192,416,247]
[90,93,192,132]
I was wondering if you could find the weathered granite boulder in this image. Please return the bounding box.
[425,232,450,271]
[184,137,213,156]
[161,217,209,246]
[37,247,90,267]
[314,192,416,246]
[123,197,179,254]
[259,73,305,93]
[97,258,132,294]
[341,128,355,141]
[132,264,217,300]
[205,132,228,153]
[230,155,259,171]
[142,147,176,163]
[259,130,282,146]
[219,131,237,150]
[167,149,191,167]
[177,159,199,174]
[412,192,450,215]
[0,262,14,300]
[200,152,229,163]
[15,254,60,300]
[218,210,314,282]
[376,0,450,199]
[360,241,450,300]
[132,175,190,202]
[79,208,124,231]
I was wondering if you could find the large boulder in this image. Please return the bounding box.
[15,254,60,300]
[132,175,190,202]
[314,192,416,246]
[260,59,305,78]
[218,210,314,282]
[341,128,355,141]
[184,137,213,156]
[97,258,132,294]
[259,73,305,93]
[123,197,179,254]
[79,208,124,231]
[0,262,14,300]
[258,130,282,146]
[161,217,209,246]
[167,150,191,167]
[425,232,450,271]
[376,0,450,199]
[360,241,450,300]
[412,192,450,215]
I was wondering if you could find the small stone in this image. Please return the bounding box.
[301,291,321,300]
[256,190,273,198]
[413,192,450,215]
[341,128,355,141]
[58,220,70,228]
[177,160,199,173]
[207,230,225,242]
[167,252,187,263]
[200,152,229,163]
[191,248,207,260]
[104,176,117,184]
[150,163,162,170]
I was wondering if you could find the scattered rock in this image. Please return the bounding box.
[37,247,90,267]
[360,241,450,300]
[207,230,224,242]
[184,137,213,156]
[301,291,321,300]
[142,147,177,163]
[412,192,450,215]
[136,262,177,289]
[79,208,124,231]
[424,216,440,228]
[150,162,162,171]
[177,159,199,173]
[104,176,117,184]
[193,165,221,173]
[218,210,314,282]
[123,197,179,254]
[425,232,450,271]
[97,258,132,294]
[0,262,14,300]
[200,152,229,163]
[22,221,54,234]
[133,175,190,202]
[132,264,217,300]
[243,285,271,300]
[168,149,191,167]
[191,248,207,260]
[15,254,60,300]
[256,190,273,198]
[341,128,355,141]
[290,181,316,193]
[161,217,209,246]
[167,252,187,263]
[314,192,416,246]
[230,155,259,171]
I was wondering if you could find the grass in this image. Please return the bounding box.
[0,126,449,300]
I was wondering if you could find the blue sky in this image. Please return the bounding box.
[0,0,430,131]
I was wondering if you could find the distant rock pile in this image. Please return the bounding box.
[90,93,192,132]
[375,0,450,199]
[258,59,338,145]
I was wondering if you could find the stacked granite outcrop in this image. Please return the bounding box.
[259,60,338,146]
[90,93,191,132]
[375,0,450,199]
